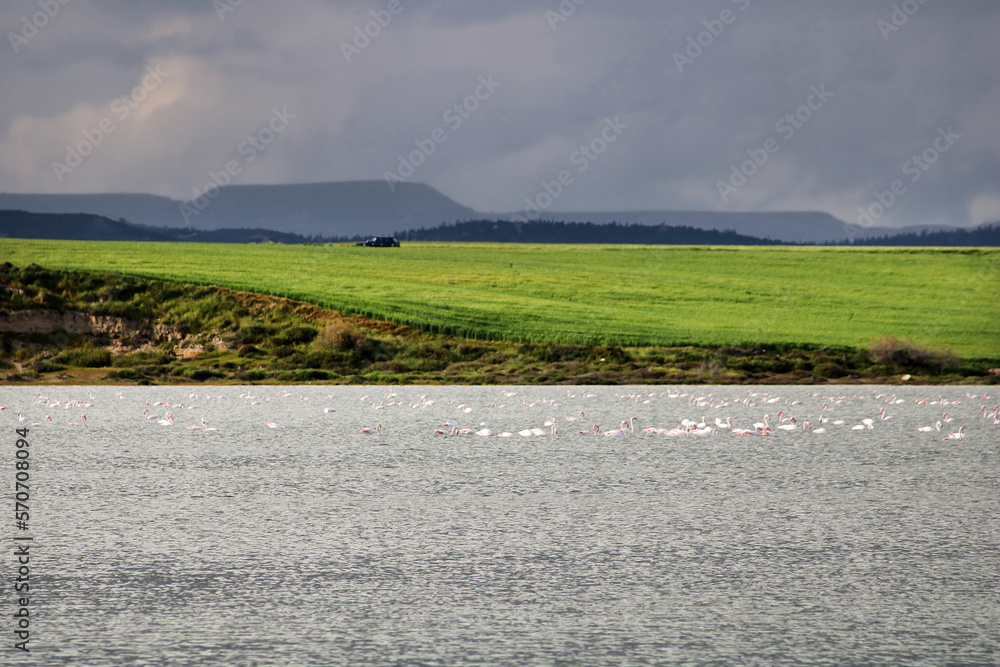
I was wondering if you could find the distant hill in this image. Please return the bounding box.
[0,181,976,243]
[2,210,996,247]
[505,210,958,245]
[832,223,1000,247]
[0,210,314,244]
[396,220,785,245]
[0,181,477,238]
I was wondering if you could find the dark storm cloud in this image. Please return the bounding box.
[1,0,998,226]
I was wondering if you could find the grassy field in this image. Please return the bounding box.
[1,240,997,358]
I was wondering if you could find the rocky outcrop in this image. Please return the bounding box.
[0,308,179,342]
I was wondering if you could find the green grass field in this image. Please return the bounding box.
[2,240,997,358]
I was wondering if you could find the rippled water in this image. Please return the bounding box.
[3,385,998,665]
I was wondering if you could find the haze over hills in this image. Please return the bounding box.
[0,181,969,244]
[0,211,314,244]
[0,182,476,239]
[506,210,960,245]
[4,210,996,247]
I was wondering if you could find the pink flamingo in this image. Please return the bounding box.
[358,424,382,435]
[69,415,87,427]
[604,419,635,437]
[942,427,965,441]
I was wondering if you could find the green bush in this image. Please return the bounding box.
[107,368,145,381]
[813,362,846,379]
[238,322,272,344]
[52,347,112,368]
[272,326,318,345]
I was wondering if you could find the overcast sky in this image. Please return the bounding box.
[1,0,998,226]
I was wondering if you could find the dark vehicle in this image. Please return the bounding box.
[355,236,400,247]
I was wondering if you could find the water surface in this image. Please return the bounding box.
[3,385,997,665]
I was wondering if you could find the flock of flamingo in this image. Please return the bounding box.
[3,388,996,443]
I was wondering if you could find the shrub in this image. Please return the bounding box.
[316,323,361,351]
[52,347,112,368]
[107,368,145,381]
[32,360,66,373]
[272,326,318,346]
[272,345,296,358]
[868,336,959,371]
[113,351,174,367]
[238,322,272,344]
[185,368,222,381]
[813,362,846,379]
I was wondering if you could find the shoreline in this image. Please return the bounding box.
[3,264,997,387]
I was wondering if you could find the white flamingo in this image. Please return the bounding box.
[604,419,634,437]
[358,424,382,435]
[942,427,965,441]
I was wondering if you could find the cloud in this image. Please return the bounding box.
[0,0,997,226]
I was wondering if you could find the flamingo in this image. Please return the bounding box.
[265,421,281,429]
[777,418,798,431]
[578,424,600,435]
[69,415,87,427]
[358,424,382,435]
[603,420,630,437]
[158,413,174,426]
[942,427,965,441]
[917,422,942,432]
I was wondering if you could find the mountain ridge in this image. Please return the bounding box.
[3,210,996,247]
[0,181,973,244]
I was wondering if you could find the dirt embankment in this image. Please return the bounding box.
[0,309,179,342]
